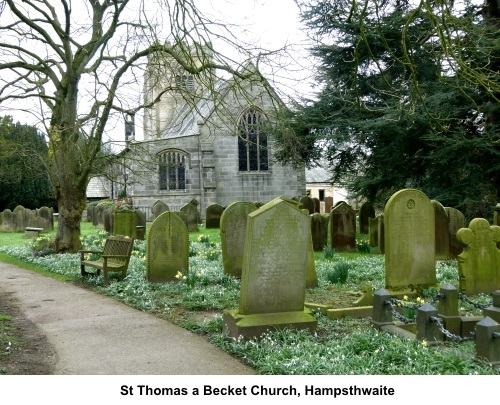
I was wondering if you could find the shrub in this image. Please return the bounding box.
[326,262,351,284]
[356,238,371,254]
[323,246,335,260]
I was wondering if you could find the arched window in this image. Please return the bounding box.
[238,109,268,172]
[158,150,187,190]
[175,74,194,92]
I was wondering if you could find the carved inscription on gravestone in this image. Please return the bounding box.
[239,198,309,315]
[384,189,436,289]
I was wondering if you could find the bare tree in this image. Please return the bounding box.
[0,0,296,252]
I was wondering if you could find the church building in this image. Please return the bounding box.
[120,45,306,219]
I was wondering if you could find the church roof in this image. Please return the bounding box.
[162,78,230,137]
[305,166,332,184]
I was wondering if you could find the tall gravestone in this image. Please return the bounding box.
[310,213,328,251]
[135,209,147,240]
[104,206,116,234]
[456,218,500,294]
[445,207,465,258]
[13,205,26,232]
[223,197,317,340]
[113,208,137,238]
[152,200,169,220]
[205,203,225,229]
[180,203,199,232]
[432,200,450,260]
[220,201,258,278]
[330,201,356,252]
[384,189,436,290]
[359,201,375,234]
[147,211,189,282]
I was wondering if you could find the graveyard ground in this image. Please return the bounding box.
[1,222,498,375]
[0,288,55,374]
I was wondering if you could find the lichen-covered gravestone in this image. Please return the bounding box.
[205,203,225,229]
[113,208,137,238]
[180,203,199,232]
[359,201,375,234]
[223,197,317,340]
[1,209,14,232]
[384,189,436,290]
[310,212,328,251]
[330,201,356,252]
[152,200,169,220]
[445,207,465,258]
[220,201,257,278]
[13,205,27,232]
[456,218,500,295]
[432,200,450,260]
[147,211,189,282]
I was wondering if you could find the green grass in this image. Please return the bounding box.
[0,222,498,375]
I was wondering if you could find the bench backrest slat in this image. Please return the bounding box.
[102,235,134,265]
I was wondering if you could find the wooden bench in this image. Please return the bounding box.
[25,227,44,238]
[79,235,135,285]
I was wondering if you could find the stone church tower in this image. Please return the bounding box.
[126,43,306,219]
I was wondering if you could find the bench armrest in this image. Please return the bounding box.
[79,249,103,254]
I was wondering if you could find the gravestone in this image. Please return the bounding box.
[223,197,317,340]
[359,201,375,234]
[312,198,320,213]
[152,200,169,220]
[95,202,108,226]
[147,211,189,282]
[299,196,315,215]
[180,203,199,232]
[445,207,465,258]
[302,210,318,289]
[113,208,137,238]
[369,216,379,247]
[205,203,225,229]
[324,196,333,214]
[13,205,27,232]
[1,209,14,232]
[377,214,385,254]
[384,189,436,290]
[220,201,258,278]
[310,213,328,251]
[432,200,450,260]
[37,206,54,231]
[456,218,500,295]
[494,203,500,226]
[103,206,115,234]
[330,201,356,252]
[135,209,147,240]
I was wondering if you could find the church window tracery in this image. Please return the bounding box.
[238,108,268,172]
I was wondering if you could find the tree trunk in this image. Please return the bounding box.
[55,191,85,253]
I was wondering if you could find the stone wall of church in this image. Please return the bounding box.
[127,134,203,213]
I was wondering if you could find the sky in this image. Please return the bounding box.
[1,0,314,143]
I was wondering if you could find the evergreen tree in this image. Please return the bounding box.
[0,116,54,210]
[277,0,500,220]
